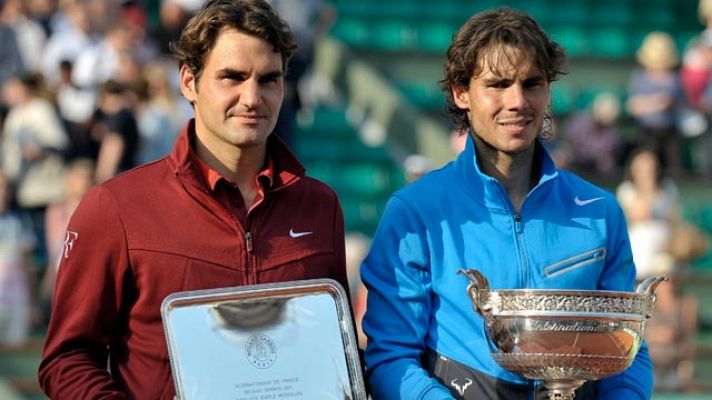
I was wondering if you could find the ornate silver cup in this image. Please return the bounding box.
[457,269,666,400]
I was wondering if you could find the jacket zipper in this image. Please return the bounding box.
[242,182,294,285]
[246,231,253,253]
[513,211,530,287]
[544,247,607,278]
[245,221,256,284]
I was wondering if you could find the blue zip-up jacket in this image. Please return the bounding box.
[361,137,653,399]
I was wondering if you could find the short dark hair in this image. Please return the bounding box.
[171,0,298,83]
[441,7,568,132]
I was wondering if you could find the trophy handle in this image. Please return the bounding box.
[456,269,507,352]
[635,275,668,318]
[635,275,668,296]
[457,269,493,316]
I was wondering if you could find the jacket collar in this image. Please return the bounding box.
[167,119,305,192]
[452,134,558,210]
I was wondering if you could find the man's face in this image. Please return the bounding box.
[453,46,550,155]
[180,28,284,151]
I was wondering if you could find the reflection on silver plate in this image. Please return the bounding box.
[161,279,367,400]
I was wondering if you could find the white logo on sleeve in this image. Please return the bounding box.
[63,230,79,258]
[574,196,604,206]
[450,378,473,395]
[288,228,313,238]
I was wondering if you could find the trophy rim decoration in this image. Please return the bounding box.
[458,268,666,400]
[161,278,368,400]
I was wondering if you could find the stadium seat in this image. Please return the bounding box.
[330,18,370,48]
[548,25,588,57]
[370,20,418,51]
[589,28,631,59]
[545,2,589,25]
[299,106,354,139]
[589,1,634,27]
[551,83,578,116]
[396,80,445,111]
[340,196,388,235]
[417,22,456,54]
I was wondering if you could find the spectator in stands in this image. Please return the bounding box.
[345,232,370,350]
[684,0,712,177]
[0,0,46,74]
[677,39,711,144]
[0,1,25,88]
[150,0,194,58]
[267,0,336,147]
[71,14,155,91]
[680,38,712,112]
[71,19,133,89]
[89,80,139,183]
[39,158,94,324]
[616,147,679,279]
[38,1,348,399]
[403,154,435,183]
[699,0,712,44]
[41,0,93,89]
[644,277,697,391]
[0,170,37,347]
[134,61,193,164]
[55,60,97,161]
[1,73,68,211]
[626,31,684,176]
[360,7,653,399]
[617,149,706,387]
[559,92,622,178]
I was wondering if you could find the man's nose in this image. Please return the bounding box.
[240,80,260,109]
[504,84,527,110]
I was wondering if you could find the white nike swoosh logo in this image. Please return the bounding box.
[289,229,313,238]
[574,196,604,206]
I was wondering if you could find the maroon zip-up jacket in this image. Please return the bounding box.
[38,121,348,399]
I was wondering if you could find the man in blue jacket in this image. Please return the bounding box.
[360,7,653,400]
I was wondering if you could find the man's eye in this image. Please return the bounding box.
[260,75,281,84]
[222,74,245,82]
[525,79,545,89]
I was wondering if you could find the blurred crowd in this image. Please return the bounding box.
[552,1,712,182]
[0,0,202,350]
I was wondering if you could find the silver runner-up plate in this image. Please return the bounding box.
[161,279,367,400]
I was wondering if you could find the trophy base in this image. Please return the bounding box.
[542,379,585,400]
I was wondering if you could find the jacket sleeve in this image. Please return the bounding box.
[596,200,653,399]
[38,186,132,399]
[360,196,454,400]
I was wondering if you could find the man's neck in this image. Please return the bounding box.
[473,136,537,212]
[194,133,266,207]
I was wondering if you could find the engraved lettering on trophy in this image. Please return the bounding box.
[234,377,303,400]
[537,321,599,332]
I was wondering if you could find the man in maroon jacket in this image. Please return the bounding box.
[38,1,349,398]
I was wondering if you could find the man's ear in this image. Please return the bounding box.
[452,85,470,110]
[179,65,198,104]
